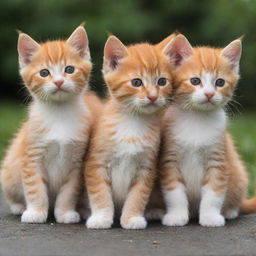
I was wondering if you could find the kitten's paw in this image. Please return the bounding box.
[199,212,225,227]
[121,216,147,230]
[86,214,113,229]
[224,208,239,219]
[162,211,189,227]
[21,209,47,223]
[10,203,25,215]
[55,210,80,224]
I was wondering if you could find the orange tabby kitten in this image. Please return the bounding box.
[159,34,256,227]
[1,25,102,223]
[84,35,176,229]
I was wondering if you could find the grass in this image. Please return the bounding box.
[0,101,255,196]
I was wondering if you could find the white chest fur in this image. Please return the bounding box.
[170,108,226,212]
[30,99,89,195]
[108,114,158,209]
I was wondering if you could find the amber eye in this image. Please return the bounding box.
[131,78,143,87]
[190,77,201,85]
[40,69,50,77]
[157,77,167,86]
[65,66,75,74]
[215,78,225,87]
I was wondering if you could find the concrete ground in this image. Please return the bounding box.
[0,193,256,256]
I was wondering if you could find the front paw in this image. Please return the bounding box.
[86,213,113,229]
[55,210,80,224]
[21,208,48,223]
[121,216,147,230]
[162,210,189,227]
[199,212,225,227]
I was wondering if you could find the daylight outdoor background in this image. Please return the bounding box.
[0,0,255,195]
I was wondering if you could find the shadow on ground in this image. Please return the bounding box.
[0,193,255,256]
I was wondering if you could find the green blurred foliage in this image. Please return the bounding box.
[1,0,256,108]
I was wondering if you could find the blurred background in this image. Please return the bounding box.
[0,0,255,195]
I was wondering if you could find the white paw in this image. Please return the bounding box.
[55,210,80,224]
[86,214,113,229]
[162,211,189,227]
[121,216,147,230]
[21,209,47,223]
[10,203,25,215]
[224,208,239,219]
[199,212,225,227]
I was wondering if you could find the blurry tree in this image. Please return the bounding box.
[0,0,256,108]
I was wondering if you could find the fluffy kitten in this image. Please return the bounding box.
[84,35,175,229]
[160,34,256,227]
[1,25,102,223]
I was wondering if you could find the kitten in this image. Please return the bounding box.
[159,34,256,227]
[1,25,102,223]
[84,35,175,229]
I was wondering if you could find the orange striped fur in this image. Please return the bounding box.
[84,35,175,229]
[159,34,250,227]
[1,25,103,224]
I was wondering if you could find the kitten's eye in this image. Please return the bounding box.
[131,78,143,87]
[190,77,201,86]
[157,78,167,86]
[215,78,225,87]
[65,66,75,74]
[40,69,50,77]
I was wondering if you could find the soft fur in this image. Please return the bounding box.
[1,25,102,223]
[84,35,176,229]
[159,34,255,227]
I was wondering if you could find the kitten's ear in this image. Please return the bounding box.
[221,39,242,72]
[156,33,176,50]
[162,34,193,69]
[17,32,40,68]
[67,25,90,60]
[103,35,128,72]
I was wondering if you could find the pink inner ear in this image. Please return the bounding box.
[67,27,89,58]
[164,35,193,68]
[18,35,39,66]
[104,37,128,70]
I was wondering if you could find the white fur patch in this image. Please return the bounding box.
[121,216,147,229]
[21,208,48,223]
[29,97,89,200]
[199,185,225,227]
[166,107,227,217]
[108,114,158,210]
[162,183,189,226]
[86,209,114,229]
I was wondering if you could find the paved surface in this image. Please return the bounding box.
[0,193,256,256]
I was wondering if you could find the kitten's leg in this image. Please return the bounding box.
[54,169,81,224]
[161,177,189,226]
[85,159,114,229]
[120,169,155,230]
[1,165,25,215]
[21,147,49,223]
[160,142,189,226]
[199,151,229,227]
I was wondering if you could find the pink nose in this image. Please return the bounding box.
[54,80,64,88]
[205,92,214,100]
[147,95,158,103]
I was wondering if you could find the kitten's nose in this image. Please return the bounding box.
[205,92,214,100]
[54,80,64,88]
[147,95,158,103]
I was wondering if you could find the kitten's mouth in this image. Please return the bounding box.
[52,88,68,94]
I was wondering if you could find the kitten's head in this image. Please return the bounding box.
[167,34,242,111]
[18,25,92,102]
[102,35,176,114]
